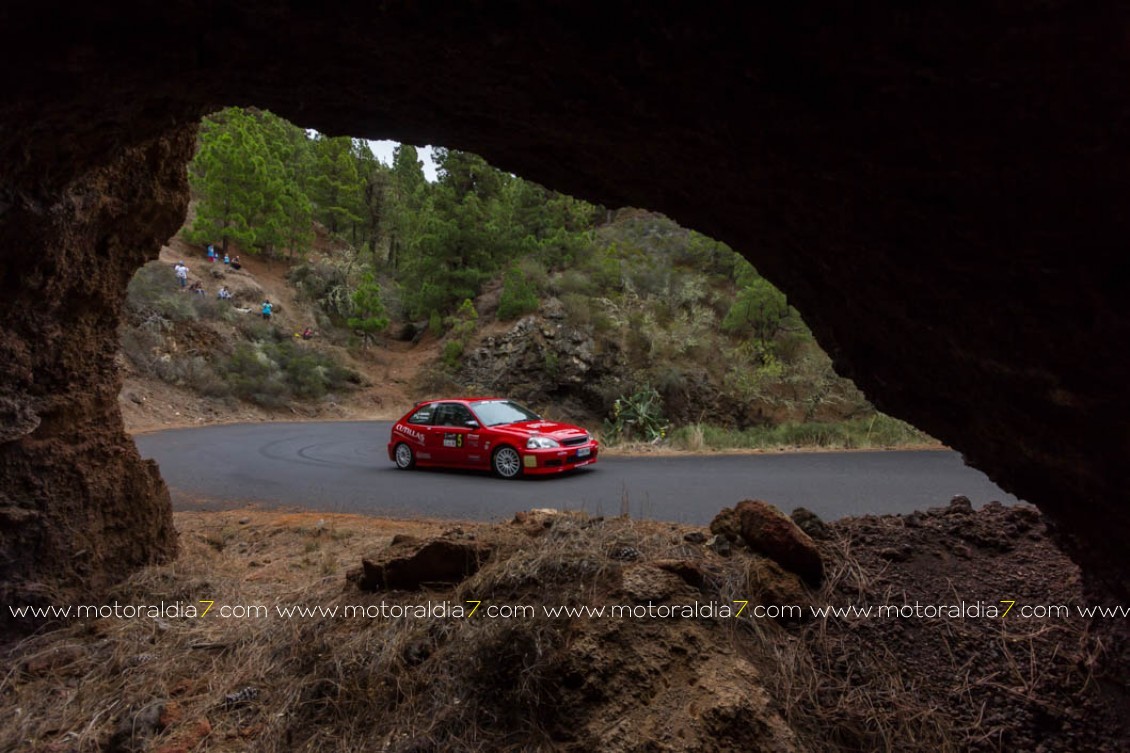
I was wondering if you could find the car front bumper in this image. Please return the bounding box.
[520,443,599,475]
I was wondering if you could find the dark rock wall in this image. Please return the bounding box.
[0,129,192,624]
[1,4,1127,606]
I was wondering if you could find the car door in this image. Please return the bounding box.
[431,402,477,465]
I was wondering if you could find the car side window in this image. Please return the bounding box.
[433,403,464,427]
[448,404,474,426]
[407,406,434,425]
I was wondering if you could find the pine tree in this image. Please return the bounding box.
[308,135,364,236]
[187,107,313,258]
[347,272,389,347]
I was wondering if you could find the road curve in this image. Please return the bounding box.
[134,421,1021,525]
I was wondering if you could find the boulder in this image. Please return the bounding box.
[790,507,829,540]
[356,537,490,591]
[708,506,742,543]
[745,557,811,624]
[735,500,824,587]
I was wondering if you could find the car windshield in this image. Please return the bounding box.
[470,400,541,426]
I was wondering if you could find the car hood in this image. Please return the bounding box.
[492,420,590,441]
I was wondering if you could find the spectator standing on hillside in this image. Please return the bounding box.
[218,286,232,301]
[261,300,273,321]
[207,245,216,263]
[230,255,241,270]
[223,253,230,266]
[174,262,188,288]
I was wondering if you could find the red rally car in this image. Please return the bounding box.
[388,398,599,478]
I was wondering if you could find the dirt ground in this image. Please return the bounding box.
[2,500,1125,752]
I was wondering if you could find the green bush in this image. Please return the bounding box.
[440,298,478,370]
[498,265,540,320]
[516,257,550,290]
[603,385,669,444]
[560,293,592,328]
[442,340,464,370]
[289,258,353,320]
[237,317,280,342]
[221,339,359,407]
[126,262,198,323]
[722,276,788,340]
[591,309,615,334]
[553,269,599,297]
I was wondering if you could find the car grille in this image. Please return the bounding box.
[561,435,589,447]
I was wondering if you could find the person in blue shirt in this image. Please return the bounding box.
[261,300,273,320]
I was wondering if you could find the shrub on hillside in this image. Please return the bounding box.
[603,385,669,444]
[516,257,549,290]
[126,261,198,323]
[221,339,359,407]
[428,310,444,337]
[722,277,789,340]
[498,265,540,320]
[560,293,592,328]
[289,257,353,320]
[552,269,599,297]
[442,340,464,370]
[441,299,479,370]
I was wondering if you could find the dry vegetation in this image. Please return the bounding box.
[2,504,1123,752]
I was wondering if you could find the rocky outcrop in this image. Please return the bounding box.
[355,536,490,591]
[1,4,1128,614]
[460,304,623,409]
[712,501,825,587]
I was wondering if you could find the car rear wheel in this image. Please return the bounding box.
[492,446,522,479]
[394,443,416,470]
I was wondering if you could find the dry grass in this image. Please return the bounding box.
[4,507,1085,753]
[737,532,960,753]
[4,509,766,752]
[1,511,446,752]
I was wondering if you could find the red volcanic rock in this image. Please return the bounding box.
[735,500,824,587]
[358,537,491,591]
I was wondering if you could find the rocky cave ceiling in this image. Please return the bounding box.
[0,3,1127,619]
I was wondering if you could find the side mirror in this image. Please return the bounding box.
[465,420,479,429]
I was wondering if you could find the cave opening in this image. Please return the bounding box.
[2,3,1128,746]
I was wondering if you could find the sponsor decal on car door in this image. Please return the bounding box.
[433,403,475,465]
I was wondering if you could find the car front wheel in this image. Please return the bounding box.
[394,443,416,470]
[492,446,522,479]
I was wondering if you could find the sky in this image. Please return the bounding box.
[366,140,438,182]
[306,129,439,182]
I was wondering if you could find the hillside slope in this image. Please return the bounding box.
[118,236,433,433]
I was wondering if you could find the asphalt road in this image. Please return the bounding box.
[134,421,1021,525]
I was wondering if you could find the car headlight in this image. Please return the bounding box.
[526,436,560,449]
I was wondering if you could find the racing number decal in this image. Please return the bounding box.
[443,433,464,448]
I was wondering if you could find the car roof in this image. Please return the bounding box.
[416,397,505,406]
